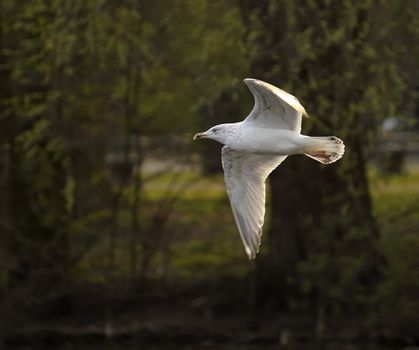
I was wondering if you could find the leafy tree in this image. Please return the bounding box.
[238,0,419,313]
[0,0,249,296]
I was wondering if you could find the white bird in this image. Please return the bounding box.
[193,78,345,259]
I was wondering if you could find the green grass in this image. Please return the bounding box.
[369,170,419,330]
[370,170,419,237]
[69,168,419,286]
[70,169,250,284]
[144,170,253,279]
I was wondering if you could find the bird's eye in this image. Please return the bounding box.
[213,128,219,133]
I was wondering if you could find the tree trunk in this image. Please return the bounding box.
[239,0,386,305]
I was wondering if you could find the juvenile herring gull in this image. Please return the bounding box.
[193,78,345,259]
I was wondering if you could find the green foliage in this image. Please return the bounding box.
[238,0,419,314]
[0,0,418,337]
[367,171,419,332]
[0,0,247,292]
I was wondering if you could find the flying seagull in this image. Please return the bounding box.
[193,78,345,259]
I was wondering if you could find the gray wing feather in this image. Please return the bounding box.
[221,146,287,259]
[243,78,308,132]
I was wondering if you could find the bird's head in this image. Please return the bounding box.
[193,124,232,144]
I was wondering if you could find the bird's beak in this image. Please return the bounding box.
[193,132,204,141]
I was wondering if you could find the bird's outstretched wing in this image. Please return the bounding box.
[221,146,286,259]
[244,78,308,132]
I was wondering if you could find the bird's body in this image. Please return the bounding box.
[222,123,310,155]
[193,78,345,259]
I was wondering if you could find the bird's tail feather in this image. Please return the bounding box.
[304,136,345,164]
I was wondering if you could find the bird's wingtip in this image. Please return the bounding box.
[244,78,259,85]
[244,246,259,260]
[245,246,254,259]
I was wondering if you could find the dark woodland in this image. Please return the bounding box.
[1,1,419,349]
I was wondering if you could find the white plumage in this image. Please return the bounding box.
[193,78,345,259]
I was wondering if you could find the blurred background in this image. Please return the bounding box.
[1,0,419,349]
